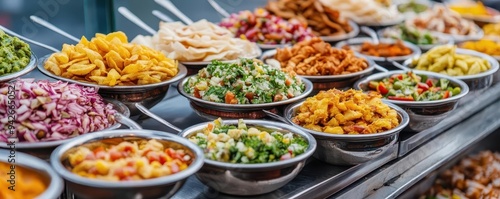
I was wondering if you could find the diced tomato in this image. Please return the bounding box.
[417,88,424,94]
[273,94,283,102]
[377,82,389,95]
[88,167,98,175]
[166,148,182,160]
[426,79,433,87]
[114,168,126,179]
[158,154,167,165]
[388,96,415,101]
[93,146,105,154]
[170,162,180,173]
[280,153,292,160]
[194,88,201,98]
[123,145,134,152]
[95,151,106,159]
[85,153,96,160]
[124,166,137,176]
[126,160,134,167]
[285,78,292,86]
[391,74,403,80]
[110,151,123,161]
[245,92,254,101]
[141,149,152,156]
[417,82,429,92]
[443,91,450,99]
[225,91,238,104]
[147,151,160,163]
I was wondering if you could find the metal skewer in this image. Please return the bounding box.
[135,103,181,133]
[0,25,59,53]
[207,0,230,18]
[30,15,80,43]
[118,7,157,35]
[154,0,194,25]
[152,10,175,22]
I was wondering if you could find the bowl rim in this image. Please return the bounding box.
[177,74,314,110]
[353,70,470,106]
[50,129,205,188]
[0,98,128,149]
[284,100,410,140]
[402,47,500,80]
[37,54,187,90]
[0,149,64,198]
[181,44,263,65]
[319,20,360,42]
[260,48,376,80]
[457,39,500,61]
[335,37,422,62]
[0,53,37,83]
[404,15,484,42]
[178,119,317,170]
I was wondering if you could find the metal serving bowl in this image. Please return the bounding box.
[178,75,313,120]
[457,39,500,84]
[37,54,188,115]
[179,119,316,195]
[261,49,375,92]
[284,101,409,165]
[0,149,63,198]
[180,45,262,75]
[0,53,37,83]
[377,26,454,52]
[0,98,134,160]
[335,37,422,69]
[50,129,204,199]
[402,48,500,103]
[354,70,469,132]
[404,18,484,43]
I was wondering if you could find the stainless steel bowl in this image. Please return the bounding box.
[0,53,37,82]
[335,37,422,69]
[0,149,63,198]
[177,75,313,119]
[284,101,409,165]
[0,98,131,160]
[261,49,375,92]
[37,54,188,115]
[402,48,500,103]
[50,129,204,199]
[404,17,484,43]
[377,26,454,52]
[179,120,316,195]
[354,70,469,132]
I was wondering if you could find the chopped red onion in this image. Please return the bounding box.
[0,79,117,143]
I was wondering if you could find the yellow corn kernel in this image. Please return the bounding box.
[96,160,109,175]
[151,161,162,168]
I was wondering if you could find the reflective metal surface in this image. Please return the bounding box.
[179,120,317,195]
[51,129,205,199]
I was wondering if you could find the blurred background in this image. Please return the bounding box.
[0,0,499,68]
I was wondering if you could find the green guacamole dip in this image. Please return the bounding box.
[0,30,31,75]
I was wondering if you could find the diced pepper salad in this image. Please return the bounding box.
[368,71,461,101]
[183,58,305,104]
[188,119,309,164]
[68,139,192,181]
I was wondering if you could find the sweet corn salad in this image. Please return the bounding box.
[188,119,309,163]
[68,139,192,181]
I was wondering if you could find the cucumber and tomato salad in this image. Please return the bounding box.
[368,71,461,101]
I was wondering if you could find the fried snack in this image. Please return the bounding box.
[461,39,500,56]
[44,31,178,86]
[411,45,491,76]
[422,151,500,199]
[319,0,402,24]
[132,20,260,62]
[483,23,500,38]
[292,89,399,134]
[407,5,480,36]
[265,0,352,37]
[274,38,368,75]
[343,40,413,57]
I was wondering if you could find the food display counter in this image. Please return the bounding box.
[3,0,500,199]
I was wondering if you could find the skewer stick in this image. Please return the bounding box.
[30,15,80,43]
[118,7,157,35]
[0,25,59,52]
[154,0,194,25]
